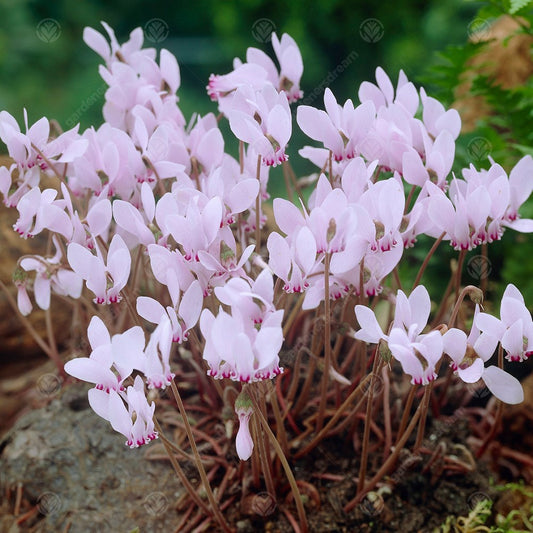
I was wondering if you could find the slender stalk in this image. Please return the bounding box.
[316,252,331,431]
[413,380,435,451]
[44,305,60,368]
[282,293,305,338]
[284,161,307,209]
[282,157,294,202]
[0,280,58,367]
[153,418,212,516]
[395,384,417,444]
[344,396,423,512]
[357,349,381,496]
[249,391,308,533]
[328,150,333,184]
[476,345,504,458]
[404,184,417,215]
[255,154,262,253]
[252,387,276,499]
[454,249,467,302]
[267,380,290,456]
[448,285,481,328]
[239,140,244,175]
[480,242,488,294]
[382,365,392,461]
[412,232,446,290]
[294,373,372,458]
[169,381,231,533]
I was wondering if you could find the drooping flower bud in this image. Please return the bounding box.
[235,392,254,461]
[13,266,32,315]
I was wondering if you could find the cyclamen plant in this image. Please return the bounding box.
[1,22,532,532]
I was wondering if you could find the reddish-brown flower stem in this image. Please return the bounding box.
[357,348,382,496]
[153,417,212,517]
[169,380,232,533]
[395,384,417,445]
[412,232,446,290]
[316,252,332,432]
[344,396,423,512]
[249,390,308,533]
[293,373,372,458]
[255,154,262,253]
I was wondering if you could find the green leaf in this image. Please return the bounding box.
[509,0,533,14]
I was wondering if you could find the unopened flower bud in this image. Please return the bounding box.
[466,286,484,305]
[235,392,254,461]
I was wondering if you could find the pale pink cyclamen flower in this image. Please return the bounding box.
[65,318,158,445]
[65,316,145,393]
[67,233,131,304]
[0,111,88,206]
[214,269,276,326]
[13,187,73,239]
[354,285,444,385]
[89,376,157,448]
[227,83,292,166]
[137,317,175,389]
[475,284,533,363]
[297,88,375,162]
[19,236,83,312]
[208,32,303,104]
[136,279,204,343]
[200,305,284,383]
[442,307,524,404]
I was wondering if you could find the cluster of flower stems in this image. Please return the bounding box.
[0,23,531,532]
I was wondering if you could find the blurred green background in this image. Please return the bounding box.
[0,0,480,130]
[1,0,533,306]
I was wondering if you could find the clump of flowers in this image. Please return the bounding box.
[1,23,532,532]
